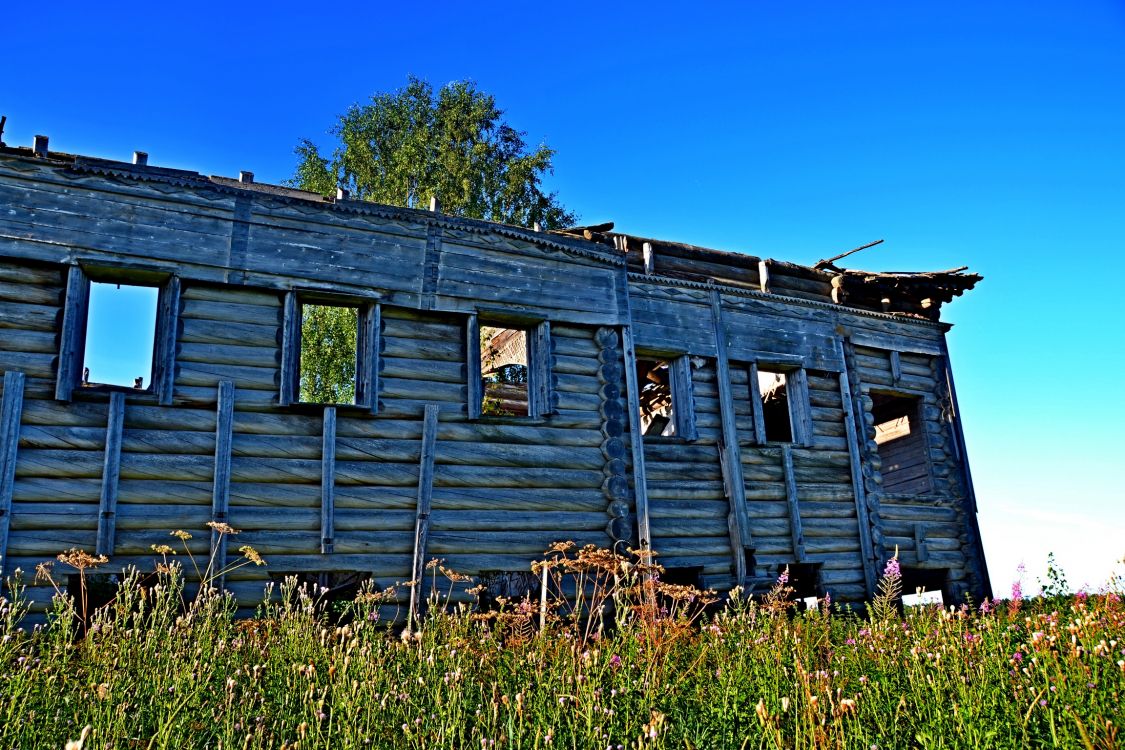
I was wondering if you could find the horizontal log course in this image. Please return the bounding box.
[181,299,281,328]
[554,372,600,395]
[554,390,601,414]
[180,317,278,348]
[0,301,58,332]
[553,353,599,376]
[176,362,278,391]
[812,421,847,438]
[381,376,464,403]
[382,317,461,343]
[0,327,57,355]
[550,334,599,358]
[0,350,55,379]
[0,262,62,286]
[181,284,282,308]
[177,341,278,369]
[649,517,729,538]
[643,461,723,482]
[380,356,464,383]
[384,336,462,362]
[645,480,726,501]
[647,498,728,519]
[5,528,98,556]
[173,386,276,410]
[876,502,960,522]
[647,536,732,557]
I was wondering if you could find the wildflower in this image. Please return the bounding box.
[883,556,900,579]
[150,544,175,555]
[609,654,622,669]
[755,699,769,724]
[64,726,92,750]
[171,530,192,541]
[239,546,265,566]
[206,521,240,535]
[839,698,857,715]
[777,567,789,586]
[57,548,108,570]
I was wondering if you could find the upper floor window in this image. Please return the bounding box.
[871,391,932,494]
[749,362,811,446]
[281,292,379,411]
[56,265,180,404]
[467,316,552,419]
[634,354,697,440]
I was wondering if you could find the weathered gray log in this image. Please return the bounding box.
[787,367,814,446]
[96,392,125,556]
[321,407,336,554]
[408,404,439,626]
[154,276,180,404]
[780,444,806,562]
[278,292,299,407]
[747,361,767,444]
[210,381,234,587]
[55,265,89,402]
[620,324,652,550]
[357,302,380,413]
[0,371,26,580]
[528,320,555,417]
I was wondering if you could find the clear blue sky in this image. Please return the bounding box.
[4,0,1123,595]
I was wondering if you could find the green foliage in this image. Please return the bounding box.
[299,304,358,405]
[1038,552,1071,600]
[291,76,577,229]
[4,543,1125,749]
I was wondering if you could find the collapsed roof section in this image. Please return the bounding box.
[555,223,981,322]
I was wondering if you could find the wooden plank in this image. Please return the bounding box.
[671,354,698,441]
[621,324,652,550]
[748,361,767,445]
[848,330,944,357]
[780,444,806,562]
[787,367,814,446]
[528,320,554,418]
[154,276,181,405]
[96,392,125,556]
[321,407,337,554]
[0,371,26,580]
[55,265,90,402]
[278,291,299,406]
[408,404,439,626]
[465,314,482,419]
[835,353,877,597]
[210,380,234,586]
[709,290,750,584]
[889,349,902,386]
[357,302,381,414]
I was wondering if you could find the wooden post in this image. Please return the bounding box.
[358,303,381,414]
[708,290,751,585]
[620,325,652,550]
[408,404,439,627]
[96,392,125,557]
[748,361,767,445]
[465,314,482,419]
[279,291,300,406]
[321,407,337,554]
[56,265,90,402]
[787,368,814,446]
[0,371,26,581]
[781,444,806,562]
[528,320,554,418]
[889,350,902,386]
[841,336,887,568]
[914,523,929,563]
[835,353,877,596]
[670,355,698,442]
[210,381,235,588]
[153,276,181,405]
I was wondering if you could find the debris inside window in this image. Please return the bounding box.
[82,281,158,390]
[757,368,793,442]
[871,392,931,494]
[635,358,675,436]
[299,303,359,405]
[480,326,529,416]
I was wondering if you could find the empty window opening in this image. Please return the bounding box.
[480,326,529,416]
[476,570,541,611]
[659,566,703,589]
[871,392,932,494]
[82,282,158,390]
[299,303,359,405]
[900,566,949,604]
[270,571,372,622]
[635,358,675,436]
[758,368,792,442]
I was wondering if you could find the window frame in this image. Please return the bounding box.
[748,360,812,446]
[55,264,180,404]
[466,313,554,420]
[633,352,698,442]
[868,388,934,496]
[280,290,380,412]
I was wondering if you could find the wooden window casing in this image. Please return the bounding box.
[748,361,812,446]
[280,291,380,412]
[466,314,553,420]
[634,354,697,441]
[56,264,180,405]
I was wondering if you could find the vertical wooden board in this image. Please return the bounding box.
[671,355,698,442]
[356,302,381,413]
[0,371,26,579]
[914,523,929,562]
[835,356,876,596]
[889,350,902,386]
[781,445,806,562]
[154,276,181,405]
[529,320,554,418]
[210,380,235,580]
[709,291,751,563]
[279,292,299,406]
[55,265,90,402]
[409,404,439,625]
[748,361,767,445]
[321,407,337,554]
[465,314,481,419]
[621,325,652,550]
[96,392,125,556]
[787,368,814,446]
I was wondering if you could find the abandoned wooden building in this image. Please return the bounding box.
[0,136,991,617]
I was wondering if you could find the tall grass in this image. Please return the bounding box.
[1,537,1122,749]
